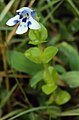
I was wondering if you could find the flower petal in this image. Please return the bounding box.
[16,22,28,34]
[16,7,33,14]
[6,15,19,26]
[28,17,41,29]
[31,10,36,17]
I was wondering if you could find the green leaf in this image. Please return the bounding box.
[47,89,71,105]
[61,71,79,88]
[25,46,58,64]
[42,46,58,63]
[47,93,55,105]
[68,18,79,33]
[43,66,58,84]
[59,22,71,40]
[30,71,43,87]
[7,50,43,75]
[60,108,79,116]
[55,65,66,74]
[29,24,48,45]
[24,47,42,64]
[59,42,79,70]
[42,83,57,95]
[55,90,71,105]
[49,34,61,45]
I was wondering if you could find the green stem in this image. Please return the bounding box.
[67,0,79,16]
[0,109,23,120]
[38,44,50,83]
[8,106,58,120]
[37,0,60,12]
[43,0,63,24]
[43,63,52,84]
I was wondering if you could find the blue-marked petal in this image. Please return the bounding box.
[6,7,41,34]
[22,17,27,23]
[6,15,19,26]
[31,10,36,17]
[28,17,41,29]
[16,7,32,14]
[16,22,28,34]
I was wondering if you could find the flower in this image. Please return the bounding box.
[6,7,41,34]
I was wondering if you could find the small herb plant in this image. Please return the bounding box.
[1,0,79,119]
[6,7,70,104]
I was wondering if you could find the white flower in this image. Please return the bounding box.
[6,7,41,34]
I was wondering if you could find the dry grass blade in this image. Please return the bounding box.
[28,0,36,8]
[0,70,30,78]
[6,24,18,43]
[0,0,16,21]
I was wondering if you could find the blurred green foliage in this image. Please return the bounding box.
[0,0,79,120]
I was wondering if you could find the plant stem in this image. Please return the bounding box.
[43,0,63,24]
[67,0,79,16]
[8,106,58,120]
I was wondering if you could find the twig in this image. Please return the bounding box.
[0,71,30,78]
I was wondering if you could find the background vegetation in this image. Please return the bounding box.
[0,0,79,120]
